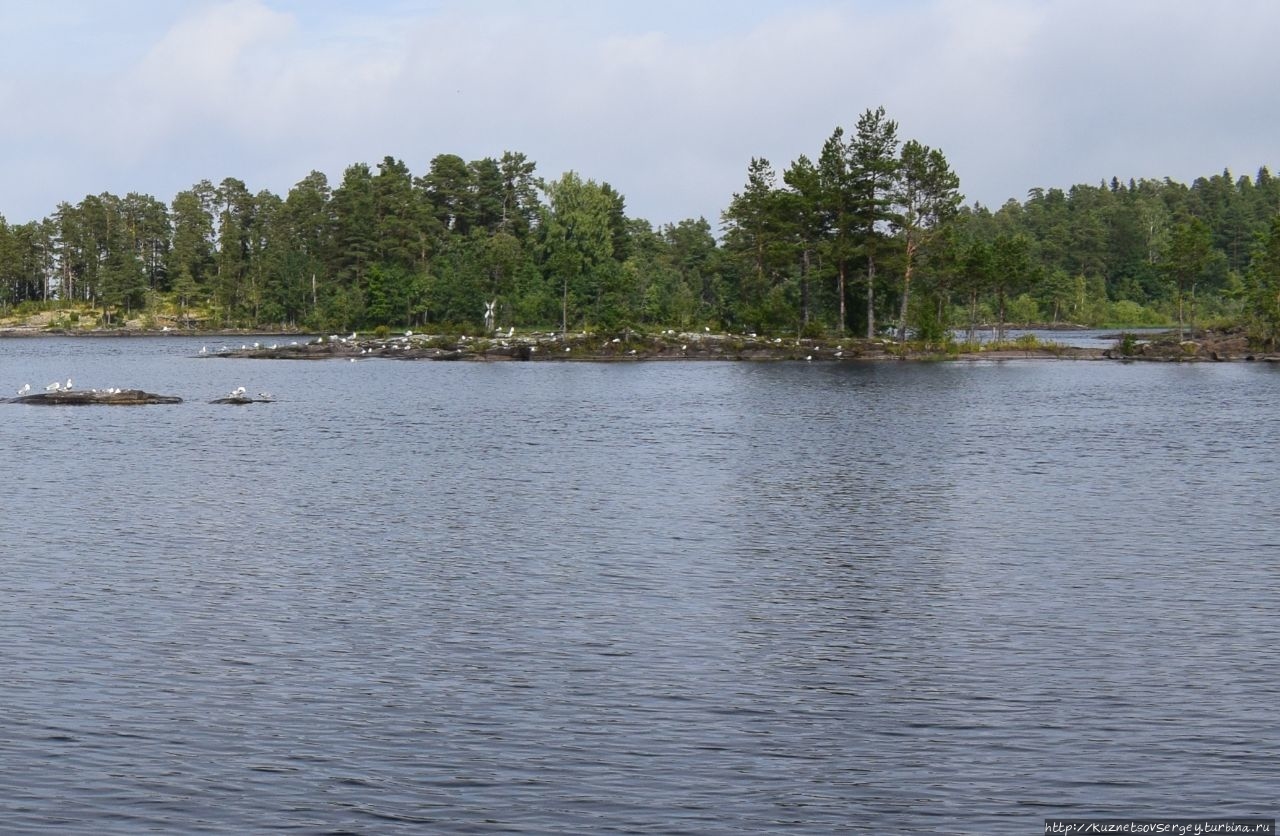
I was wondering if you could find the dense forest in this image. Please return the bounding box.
[2,106,1280,343]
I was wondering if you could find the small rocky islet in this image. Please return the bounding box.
[199,327,1280,364]
[10,388,182,405]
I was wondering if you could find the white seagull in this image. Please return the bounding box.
[17,383,30,396]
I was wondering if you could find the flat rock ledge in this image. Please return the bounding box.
[11,389,182,405]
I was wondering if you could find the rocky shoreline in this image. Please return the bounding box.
[203,331,1105,363]
[201,328,1280,364]
[6,324,1279,364]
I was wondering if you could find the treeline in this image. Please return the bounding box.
[1,108,1279,340]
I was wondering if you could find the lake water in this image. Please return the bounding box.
[2,338,1277,833]
[958,327,1168,348]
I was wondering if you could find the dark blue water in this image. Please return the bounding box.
[2,338,1277,833]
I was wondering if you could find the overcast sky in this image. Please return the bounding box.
[2,0,1277,228]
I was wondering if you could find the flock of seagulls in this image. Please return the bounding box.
[223,386,273,401]
[17,378,128,396]
[13,378,270,402]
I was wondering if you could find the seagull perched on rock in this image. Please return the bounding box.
[17,383,30,396]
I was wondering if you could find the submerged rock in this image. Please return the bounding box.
[209,396,272,404]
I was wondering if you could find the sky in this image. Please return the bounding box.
[1,0,1278,228]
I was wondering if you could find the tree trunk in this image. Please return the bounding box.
[997,287,1007,342]
[866,254,876,340]
[968,290,978,343]
[1177,285,1185,342]
[897,239,916,343]
[800,248,811,328]
[837,261,846,336]
[1189,280,1197,340]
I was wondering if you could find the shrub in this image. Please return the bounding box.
[799,320,826,340]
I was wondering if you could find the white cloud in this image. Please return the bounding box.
[2,0,1278,225]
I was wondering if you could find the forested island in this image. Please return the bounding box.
[2,106,1279,350]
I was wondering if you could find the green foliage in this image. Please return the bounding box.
[1106,299,1168,327]
[1013,333,1040,349]
[1006,293,1041,324]
[799,320,826,339]
[1246,216,1280,347]
[2,134,1278,340]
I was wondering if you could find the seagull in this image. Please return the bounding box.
[405,330,414,337]
[258,392,273,401]
[17,383,30,396]
[46,381,61,392]
[507,326,514,338]
[805,355,813,361]
[65,378,73,390]
[199,346,208,355]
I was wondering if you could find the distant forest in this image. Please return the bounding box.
[3,105,1280,343]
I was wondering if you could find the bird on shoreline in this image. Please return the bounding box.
[45,381,61,392]
[17,383,30,396]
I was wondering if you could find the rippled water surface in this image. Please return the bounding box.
[2,338,1278,833]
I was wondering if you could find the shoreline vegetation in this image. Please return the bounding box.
[1,106,1277,354]
[3,312,1275,363]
